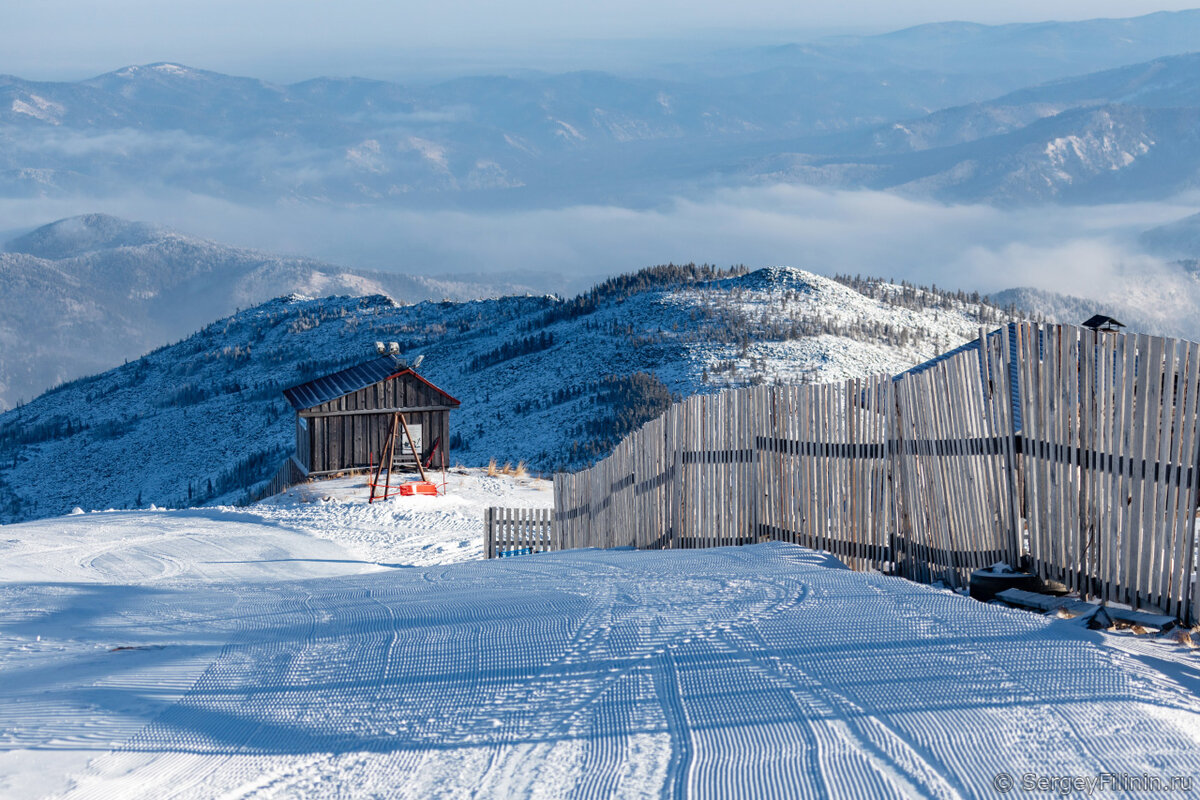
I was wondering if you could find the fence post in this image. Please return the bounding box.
[485,507,493,559]
[999,324,1023,567]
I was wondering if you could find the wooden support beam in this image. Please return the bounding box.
[369,412,400,504]
[290,453,309,477]
[398,413,429,483]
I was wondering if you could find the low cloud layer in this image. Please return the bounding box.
[2,184,1196,301]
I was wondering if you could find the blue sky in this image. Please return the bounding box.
[6,1,1198,80]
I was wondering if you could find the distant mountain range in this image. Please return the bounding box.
[991,260,1200,344]
[1140,210,1200,258]
[4,10,1200,208]
[745,49,1200,203]
[713,12,1200,81]
[853,51,1200,156]
[0,214,542,410]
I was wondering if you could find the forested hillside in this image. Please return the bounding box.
[0,264,1019,522]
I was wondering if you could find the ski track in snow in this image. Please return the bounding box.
[4,531,1194,799]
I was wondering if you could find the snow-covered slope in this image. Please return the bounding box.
[3,493,1198,798]
[0,214,543,411]
[0,468,550,796]
[0,265,1014,523]
[254,469,554,566]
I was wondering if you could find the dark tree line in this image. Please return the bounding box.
[526,263,747,330]
[470,332,555,371]
[830,273,1027,323]
[565,372,677,462]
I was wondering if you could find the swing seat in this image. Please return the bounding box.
[399,481,438,496]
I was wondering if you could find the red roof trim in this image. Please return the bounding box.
[386,369,461,406]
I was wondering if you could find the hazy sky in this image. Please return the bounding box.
[6,1,1200,80]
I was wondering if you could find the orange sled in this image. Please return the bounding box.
[399,481,439,496]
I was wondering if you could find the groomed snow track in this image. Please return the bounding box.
[50,542,1200,799]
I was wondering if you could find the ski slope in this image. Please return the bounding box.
[2,474,1199,798]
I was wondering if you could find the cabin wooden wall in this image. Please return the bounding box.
[297,372,454,474]
[306,411,449,473]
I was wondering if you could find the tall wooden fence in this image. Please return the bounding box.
[550,322,1200,623]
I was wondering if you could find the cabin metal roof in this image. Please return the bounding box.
[282,355,460,411]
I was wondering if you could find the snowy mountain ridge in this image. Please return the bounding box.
[0,265,1016,524]
[0,213,546,411]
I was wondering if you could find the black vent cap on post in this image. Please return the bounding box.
[1081,315,1126,331]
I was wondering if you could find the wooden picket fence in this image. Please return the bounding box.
[485,507,555,558]
[262,456,308,500]
[541,322,1200,624]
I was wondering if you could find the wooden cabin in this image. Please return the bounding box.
[282,355,460,477]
